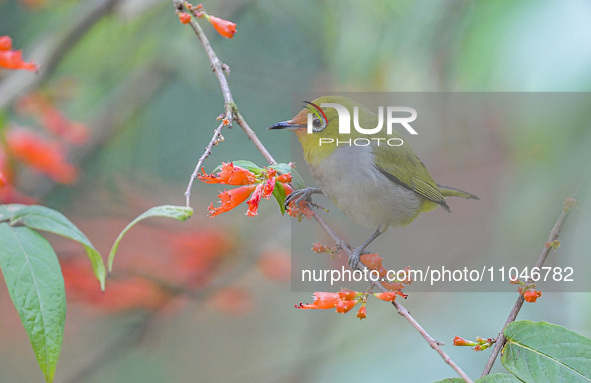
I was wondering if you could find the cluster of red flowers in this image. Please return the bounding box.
[199,162,292,217]
[0,35,38,71]
[295,289,407,320]
[1,89,88,202]
[177,3,237,39]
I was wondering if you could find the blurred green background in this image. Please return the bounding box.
[1,0,591,382]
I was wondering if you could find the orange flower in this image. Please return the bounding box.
[453,336,476,347]
[338,289,360,301]
[296,292,340,310]
[0,36,12,50]
[523,288,542,303]
[199,162,256,185]
[356,304,367,319]
[178,12,191,24]
[275,173,292,183]
[374,291,407,302]
[208,184,257,217]
[381,281,405,291]
[246,183,263,216]
[336,299,358,313]
[17,92,90,145]
[0,171,6,187]
[262,176,275,199]
[6,129,77,183]
[208,15,236,38]
[0,49,38,71]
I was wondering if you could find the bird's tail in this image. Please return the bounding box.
[438,185,479,200]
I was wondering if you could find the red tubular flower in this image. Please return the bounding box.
[360,253,383,270]
[208,15,237,38]
[336,299,358,313]
[523,288,542,303]
[178,12,191,24]
[356,304,367,319]
[296,292,340,310]
[381,281,405,291]
[246,183,263,216]
[262,176,275,199]
[0,36,12,50]
[6,129,77,183]
[374,291,407,302]
[338,289,359,301]
[453,336,477,347]
[208,184,257,217]
[199,162,257,185]
[275,173,292,183]
[0,49,38,71]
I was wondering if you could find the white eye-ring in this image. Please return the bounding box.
[312,116,327,132]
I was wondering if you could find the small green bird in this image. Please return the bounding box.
[269,95,477,269]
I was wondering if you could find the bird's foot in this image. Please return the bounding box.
[284,187,322,209]
[348,246,368,270]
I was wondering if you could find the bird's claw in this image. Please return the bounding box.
[284,187,322,209]
[348,246,365,270]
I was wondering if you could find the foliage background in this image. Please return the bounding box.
[1,0,591,381]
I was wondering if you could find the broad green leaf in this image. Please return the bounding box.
[10,205,106,290]
[0,223,66,383]
[0,203,26,221]
[476,373,524,382]
[108,205,193,273]
[272,181,287,215]
[502,321,591,383]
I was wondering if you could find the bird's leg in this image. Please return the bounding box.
[349,228,383,270]
[284,187,322,209]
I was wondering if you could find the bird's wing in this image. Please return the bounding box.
[373,143,450,211]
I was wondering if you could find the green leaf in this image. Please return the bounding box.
[108,205,193,273]
[0,203,26,221]
[10,205,106,291]
[476,373,525,382]
[502,321,591,382]
[0,223,66,383]
[272,181,287,215]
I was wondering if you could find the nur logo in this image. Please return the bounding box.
[304,101,418,136]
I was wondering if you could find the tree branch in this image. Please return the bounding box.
[481,192,580,377]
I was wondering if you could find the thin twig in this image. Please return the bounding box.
[184,121,226,206]
[481,192,580,377]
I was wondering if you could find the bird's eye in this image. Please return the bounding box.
[312,116,326,132]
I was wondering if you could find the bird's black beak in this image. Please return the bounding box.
[268,120,304,130]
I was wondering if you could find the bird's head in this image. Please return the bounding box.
[268,96,368,166]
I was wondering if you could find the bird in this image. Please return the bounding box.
[269,95,478,269]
